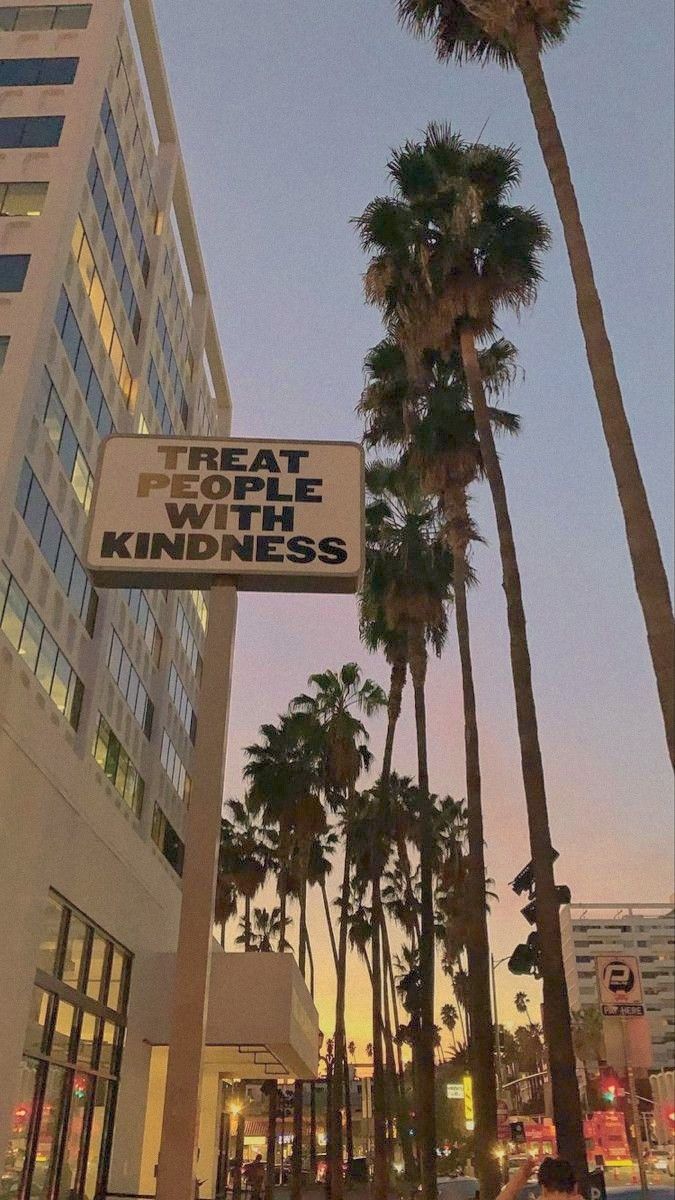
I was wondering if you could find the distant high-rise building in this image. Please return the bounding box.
[0,6,318,1199]
[561,903,675,1070]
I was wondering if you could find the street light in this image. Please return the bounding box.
[491,955,510,1094]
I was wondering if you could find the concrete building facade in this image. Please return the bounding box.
[0,4,318,1198]
[561,903,675,1071]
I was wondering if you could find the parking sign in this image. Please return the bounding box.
[596,955,645,1017]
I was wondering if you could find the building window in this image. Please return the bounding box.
[92,715,145,816]
[0,57,79,86]
[107,630,153,737]
[156,302,189,428]
[0,334,8,370]
[0,114,64,148]
[0,5,91,31]
[190,590,208,634]
[147,356,174,435]
[0,562,83,728]
[160,730,191,803]
[16,460,98,634]
[0,181,48,217]
[99,92,151,282]
[113,47,157,223]
[175,600,202,679]
[121,587,162,666]
[71,217,133,405]
[163,248,194,378]
[0,252,30,292]
[151,803,185,876]
[87,153,141,341]
[4,891,129,1199]
[168,662,197,744]
[54,288,115,437]
[41,370,94,512]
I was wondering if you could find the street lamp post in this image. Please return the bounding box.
[491,955,509,1095]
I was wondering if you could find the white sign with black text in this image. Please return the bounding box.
[596,954,645,1018]
[87,437,364,593]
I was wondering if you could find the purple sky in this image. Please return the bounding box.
[155,0,674,1048]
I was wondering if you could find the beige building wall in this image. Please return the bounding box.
[0,1,236,1195]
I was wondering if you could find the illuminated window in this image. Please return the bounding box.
[0,563,83,727]
[87,154,141,340]
[71,218,132,404]
[175,600,202,679]
[190,590,208,634]
[0,182,48,217]
[92,715,144,816]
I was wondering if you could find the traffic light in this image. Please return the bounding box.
[508,854,570,977]
[599,1069,620,1105]
[508,932,541,978]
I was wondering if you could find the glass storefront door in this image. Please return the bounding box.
[1,892,131,1200]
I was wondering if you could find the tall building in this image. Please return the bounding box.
[0,4,318,1198]
[561,903,675,1070]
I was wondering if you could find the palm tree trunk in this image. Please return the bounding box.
[459,325,588,1191]
[383,656,407,780]
[320,879,339,970]
[380,896,417,1181]
[453,539,501,1200]
[244,897,252,952]
[233,1104,246,1200]
[343,1048,354,1170]
[515,23,674,766]
[331,826,353,1200]
[265,1087,278,1200]
[371,876,389,1200]
[292,876,309,1200]
[310,1082,318,1181]
[409,631,437,1200]
[278,866,289,952]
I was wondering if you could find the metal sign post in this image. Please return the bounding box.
[596,956,649,1200]
[86,435,365,1198]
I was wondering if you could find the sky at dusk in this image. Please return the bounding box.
[152,0,674,1051]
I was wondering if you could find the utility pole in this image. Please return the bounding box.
[621,1020,649,1200]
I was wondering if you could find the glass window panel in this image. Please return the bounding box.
[23,986,51,1057]
[25,114,65,148]
[71,451,90,509]
[0,9,18,31]
[2,1056,39,1194]
[37,894,64,975]
[50,653,71,715]
[53,4,91,30]
[76,1011,97,1067]
[61,915,87,990]
[29,1063,66,1199]
[44,395,65,448]
[50,1000,75,1063]
[117,652,130,697]
[19,604,43,672]
[84,1076,109,1199]
[35,629,58,694]
[41,507,63,571]
[1,181,48,217]
[88,274,105,325]
[38,57,78,86]
[76,235,96,295]
[85,935,108,1003]
[107,949,128,1013]
[54,536,75,596]
[98,1021,117,1076]
[93,719,109,771]
[15,7,56,30]
[56,1072,91,1199]
[104,733,120,785]
[23,477,48,543]
[1,578,27,649]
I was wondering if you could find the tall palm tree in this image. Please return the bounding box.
[292,665,386,1200]
[360,335,519,1200]
[219,802,268,951]
[356,124,588,1188]
[365,459,452,1200]
[440,1003,459,1052]
[396,0,674,764]
[235,906,290,953]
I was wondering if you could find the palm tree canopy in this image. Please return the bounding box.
[291,664,386,799]
[396,0,582,68]
[355,123,550,362]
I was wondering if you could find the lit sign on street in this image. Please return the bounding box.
[86,437,364,593]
